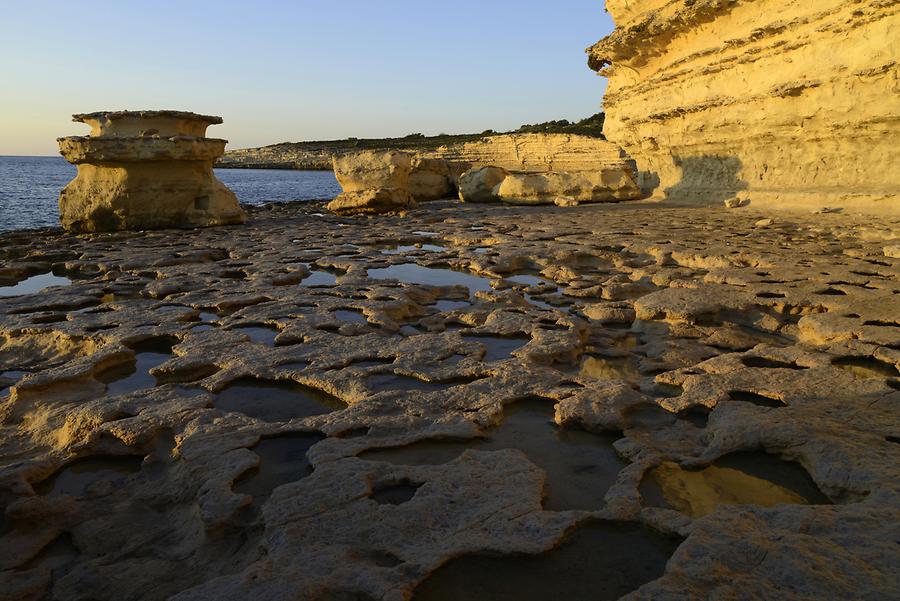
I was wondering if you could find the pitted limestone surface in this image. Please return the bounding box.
[0,200,898,600]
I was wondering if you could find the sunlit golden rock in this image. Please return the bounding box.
[588,0,899,213]
[57,110,245,232]
[327,150,416,214]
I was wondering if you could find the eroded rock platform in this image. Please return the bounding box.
[1,201,898,600]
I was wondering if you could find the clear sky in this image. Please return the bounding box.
[0,1,613,156]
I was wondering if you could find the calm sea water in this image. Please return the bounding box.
[0,156,341,233]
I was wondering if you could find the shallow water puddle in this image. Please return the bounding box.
[232,324,280,345]
[368,264,495,298]
[234,433,325,504]
[577,355,642,381]
[381,244,447,255]
[506,274,554,288]
[412,521,679,601]
[640,452,831,517]
[216,377,346,422]
[34,455,144,497]
[191,311,220,331]
[434,300,470,312]
[463,335,529,362]
[333,309,369,324]
[367,373,481,393]
[832,356,900,379]
[97,337,177,396]
[0,272,72,297]
[0,370,28,396]
[300,271,338,286]
[623,402,709,430]
[360,398,625,510]
[370,479,422,505]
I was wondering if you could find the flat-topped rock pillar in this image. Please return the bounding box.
[57,110,245,232]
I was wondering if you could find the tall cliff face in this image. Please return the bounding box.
[588,0,900,212]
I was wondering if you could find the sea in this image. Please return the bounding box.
[0,156,342,233]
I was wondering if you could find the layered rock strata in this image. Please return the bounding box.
[57,111,245,232]
[423,133,632,175]
[325,139,642,207]
[0,201,898,600]
[327,151,417,215]
[588,0,900,213]
[457,165,641,205]
[494,169,641,205]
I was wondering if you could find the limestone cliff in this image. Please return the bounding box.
[217,133,631,176]
[588,0,900,213]
[420,133,631,174]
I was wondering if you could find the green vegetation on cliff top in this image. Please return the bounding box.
[241,113,605,154]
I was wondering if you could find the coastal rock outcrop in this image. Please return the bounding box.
[495,168,640,205]
[57,111,245,232]
[327,150,416,215]
[457,166,510,203]
[408,157,457,201]
[587,0,900,213]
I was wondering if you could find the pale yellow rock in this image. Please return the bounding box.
[587,0,900,214]
[331,150,412,193]
[457,166,510,203]
[495,169,640,205]
[408,157,455,201]
[884,245,900,258]
[423,133,632,174]
[329,150,417,215]
[57,110,245,232]
[554,196,579,207]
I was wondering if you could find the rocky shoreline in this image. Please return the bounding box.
[1,200,898,600]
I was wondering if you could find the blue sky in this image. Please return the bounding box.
[0,1,614,155]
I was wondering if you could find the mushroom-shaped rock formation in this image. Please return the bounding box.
[57,110,246,232]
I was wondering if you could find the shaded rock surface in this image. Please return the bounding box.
[0,201,898,600]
